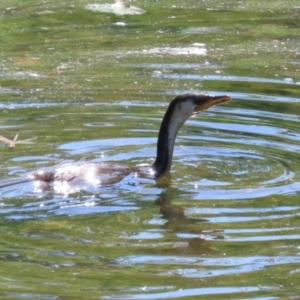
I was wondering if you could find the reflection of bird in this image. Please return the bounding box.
[0,134,37,150]
[30,93,231,189]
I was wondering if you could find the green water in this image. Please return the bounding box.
[1,0,300,299]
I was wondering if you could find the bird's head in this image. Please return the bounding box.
[193,93,231,113]
[164,93,231,127]
[173,93,231,116]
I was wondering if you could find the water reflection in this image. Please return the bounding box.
[103,286,275,299]
[154,73,300,85]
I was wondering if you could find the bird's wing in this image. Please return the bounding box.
[0,135,12,144]
[15,137,37,145]
[13,134,19,142]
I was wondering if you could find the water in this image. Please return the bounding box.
[1,0,300,298]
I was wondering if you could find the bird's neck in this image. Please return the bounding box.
[152,106,187,178]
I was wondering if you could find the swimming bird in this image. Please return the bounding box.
[29,93,231,190]
[0,134,37,150]
[112,0,145,15]
[85,0,145,15]
[112,0,130,9]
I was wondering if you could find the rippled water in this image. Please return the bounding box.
[1,0,300,299]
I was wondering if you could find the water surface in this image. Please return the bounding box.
[0,0,300,299]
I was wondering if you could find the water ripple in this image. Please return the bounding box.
[155,73,300,85]
[103,285,275,299]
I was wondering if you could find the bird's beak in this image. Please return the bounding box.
[195,95,231,112]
